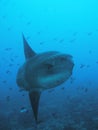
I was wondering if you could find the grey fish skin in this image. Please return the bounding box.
[16,34,74,123]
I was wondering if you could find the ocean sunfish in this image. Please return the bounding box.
[16,34,74,123]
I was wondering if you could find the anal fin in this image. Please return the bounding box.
[29,91,41,123]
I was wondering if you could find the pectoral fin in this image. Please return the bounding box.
[29,91,41,123]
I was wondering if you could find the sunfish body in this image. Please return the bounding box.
[16,35,74,123]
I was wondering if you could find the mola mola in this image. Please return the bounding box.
[16,34,74,123]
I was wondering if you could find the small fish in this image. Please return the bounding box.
[17,63,20,66]
[26,21,31,25]
[88,32,92,36]
[84,88,88,92]
[10,58,14,62]
[40,41,45,45]
[69,38,76,43]
[22,94,25,97]
[87,65,90,68]
[73,32,78,36]
[8,27,11,31]
[6,70,10,74]
[80,64,85,68]
[52,112,58,118]
[37,32,41,35]
[53,38,58,41]
[5,48,12,51]
[61,87,65,90]
[14,55,18,58]
[9,63,13,67]
[70,77,75,84]
[9,87,13,90]
[59,39,64,43]
[48,89,54,93]
[6,96,10,102]
[2,80,7,83]
[20,107,28,113]
[89,50,92,54]
[2,15,6,19]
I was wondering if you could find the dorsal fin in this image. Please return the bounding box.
[22,34,36,60]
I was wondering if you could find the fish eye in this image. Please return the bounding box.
[47,64,53,70]
[61,57,66,61]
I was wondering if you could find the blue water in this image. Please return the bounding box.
[0,0,98,130]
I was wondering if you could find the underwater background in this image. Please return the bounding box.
[0,0,98,130]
